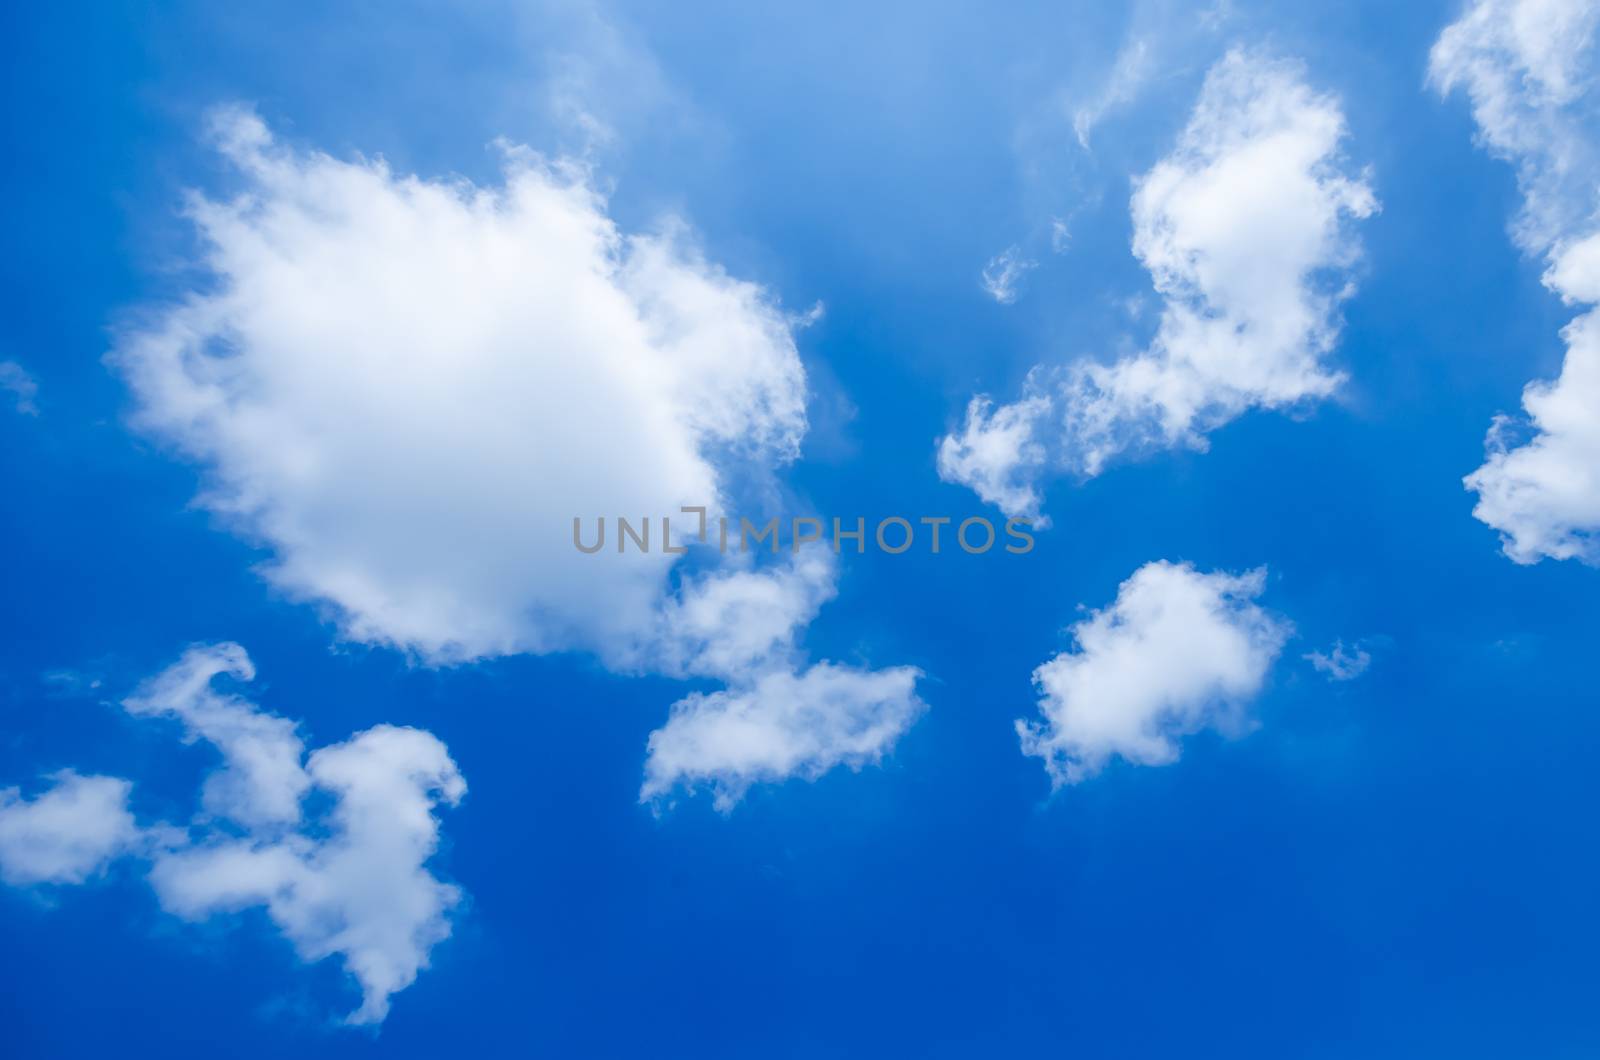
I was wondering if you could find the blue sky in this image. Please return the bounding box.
[4,0,1600,1055]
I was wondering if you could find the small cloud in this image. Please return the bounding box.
[1049,217,1071,254]
[1304,639,1371,681]
[0,361,39,416]
[980,246,1037,305]
[41,671,104,697]
[1019,561,1292,785]
[789,300,826,329]
[0,771,142,886]
[1071,36,1153,149]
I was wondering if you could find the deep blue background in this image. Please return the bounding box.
[3,1,1598,1056]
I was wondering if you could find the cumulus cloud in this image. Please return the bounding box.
[1303,639,1371,681]
[1017,561,1291,785]
[110,107,807,666]
[936,393,1051,522]
[641,662,926,812]
[943,50,1376,517]
[0,360,39,416]
[653,545,838,679]
[137,645,465,1025]
[979,245,1038,304]
[1433,0,1600,564]
[1430,0,1600,254]
[0,772,141,885]
[0,644,466,1025]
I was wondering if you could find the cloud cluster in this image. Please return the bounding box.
[941,50,1376,519]
[1434,0,1600,565]
[0,645,465,1025]
[111,111,926,807]
[1017,561,1291,785]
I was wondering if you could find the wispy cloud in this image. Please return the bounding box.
[979,245,1038,305]
[0,361,38,416]
[1304,640,1372,681]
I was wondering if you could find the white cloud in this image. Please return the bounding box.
[653,545,837,679]
[1072,35,1156,148]
[1,644,466,1025]
[1050,217,1072,253]
[1429,0,1600,254]
[936,393,1051,522]
[1433,0,1600,565]
[135,644,466,1025]
[110,108,808,666]
[1303,639,1371,681]
[979,245,1038,304]
[943,50,1376,516]
[1062,0,1237,151]
[0,772,141,886]
[151,721,465,1026]
[641,662,925,812]
[641,546,927,810]
[1017,561,1291,785]
[109,109,927,805]
[0,360,39,416]
[1466,303,1600,562]
[122,643,308,828]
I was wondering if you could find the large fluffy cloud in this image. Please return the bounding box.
[1017,561,1291,785]
[0,645,466,1025]
[940,50,1375,519]
[0,772,141,886]
[111,108,807,665]
[1433,0,1600,564]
